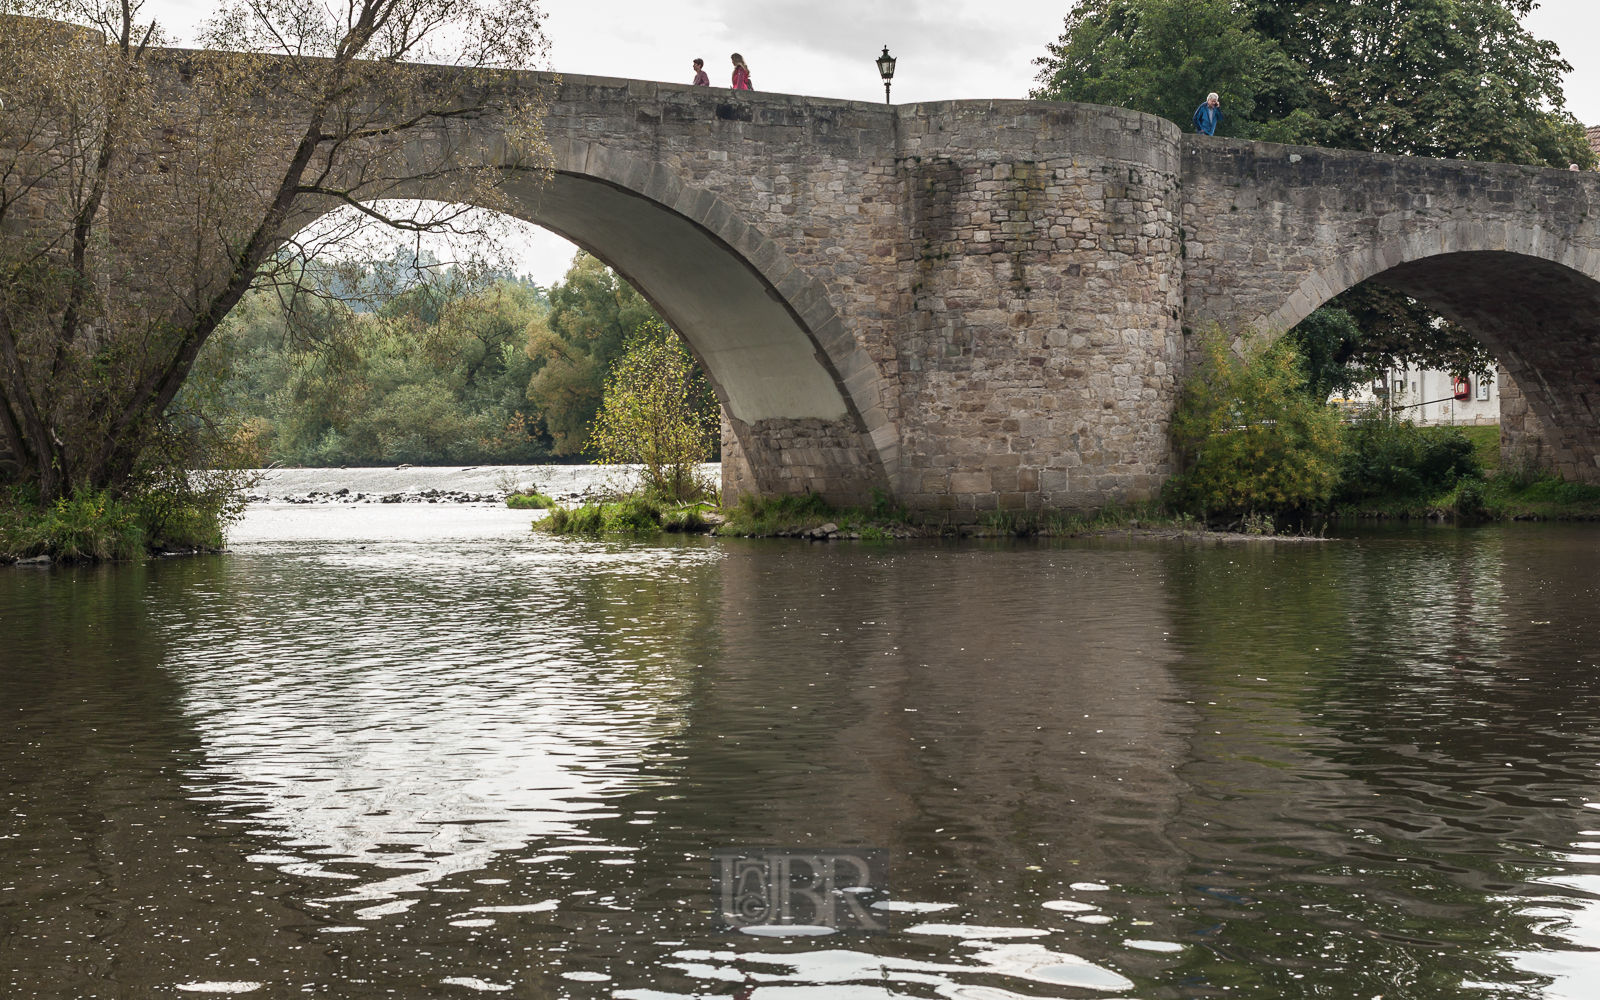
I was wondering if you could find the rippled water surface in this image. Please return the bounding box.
[4,506,1600,999]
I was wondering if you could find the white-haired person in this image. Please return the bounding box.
[1193,92,1223,136]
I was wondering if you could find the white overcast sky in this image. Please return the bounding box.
[140,0,1600,287]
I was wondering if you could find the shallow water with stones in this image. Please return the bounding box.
[4,501,1600,999]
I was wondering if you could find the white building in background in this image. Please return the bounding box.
[1333,368,1499,426]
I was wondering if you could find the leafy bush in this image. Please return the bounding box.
[544,503,604,535]
[1,471,248,562]
[0,489,144,562]
[538,495,664,536]
[662,507,709,533]
[1452,477,1487,517]
[505,493,556,509]
[1336,416,1481,505]
[1163,326,1345,516]
[605,495,663,534]
[589,324,718,503]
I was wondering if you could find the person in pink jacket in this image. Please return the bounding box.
[731,53,751,90]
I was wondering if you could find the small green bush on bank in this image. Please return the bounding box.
[505,492,557,510]
[539,493,718,537]
[1,478,241,563]
[1332,415,1483,515]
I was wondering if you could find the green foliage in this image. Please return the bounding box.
[1314,284,1495,381]
[538,495,666,537]
[605,495,665,534]
[1038,0,1594,170]
[1042,1,1587,382]
[210,274,551,467]
[1451,476,1487,517]
[662,506,709,533]
[1496,475,1600,508]
[544,503,604,536]
[1335,415,1481,506]
[1032,0,1299,138]
[588,324,718,503]
[0,475,244,562]
[202,249,717,470]
[1252,0,1594,169]
[1284,306,1368,400]
[525,253,671,456]
[505,492,556,509]
[714,492,837,536]
[710,490,926,538]
[1,489,143,562]
[1164,327,1346,516]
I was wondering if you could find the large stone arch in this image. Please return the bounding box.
[1249,222,1600,482]
[358,131,898,505]
[487,141,896,506]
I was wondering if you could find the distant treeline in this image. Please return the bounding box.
[201,251,714,467]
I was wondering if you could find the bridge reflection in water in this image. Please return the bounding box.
[2,516,1599,998]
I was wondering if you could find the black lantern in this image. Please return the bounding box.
[876,46,896,104]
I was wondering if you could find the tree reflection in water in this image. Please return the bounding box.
[2,514,1599,998]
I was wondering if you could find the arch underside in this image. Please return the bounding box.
[497,170,891,504]
[356,155,893,504]
[1310,250,1600,482]
[486,170,890,504]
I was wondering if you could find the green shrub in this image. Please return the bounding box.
[1164,326,1345,516]
[1,488,144,562]
[605,495,663,534]
[1336,415,1481,504]
[544,503,604,535]
[662,507,709,532]
[714,491,838,536]
[1,476,246,562]
[1452,477,1487,517]
[538,495,663,536]
[589,324,718,503]
[505,492,556,509]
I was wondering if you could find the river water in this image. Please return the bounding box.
[4,497,1600,999]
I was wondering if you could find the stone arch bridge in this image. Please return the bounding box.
[138,69,1600,513]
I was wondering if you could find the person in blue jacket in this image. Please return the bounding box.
[1193,93,1223,135]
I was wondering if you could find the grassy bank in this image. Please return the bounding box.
[537,494,717,536]
[1,482,243,564]
[1333,424,1600,521]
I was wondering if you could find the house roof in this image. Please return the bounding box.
[1589,125,1600,161]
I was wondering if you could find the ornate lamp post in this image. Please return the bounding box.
[876,46,896,104]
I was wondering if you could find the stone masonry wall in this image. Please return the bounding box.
[890,104,1184,516]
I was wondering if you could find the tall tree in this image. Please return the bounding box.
[524,253,664,455]
[1251,0,1593,166]
[0,0,550,500]
[1032,0,1308,138]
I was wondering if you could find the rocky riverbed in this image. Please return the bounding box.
[244,464,717,507]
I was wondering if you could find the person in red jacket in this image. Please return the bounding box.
[731,53,752,90]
